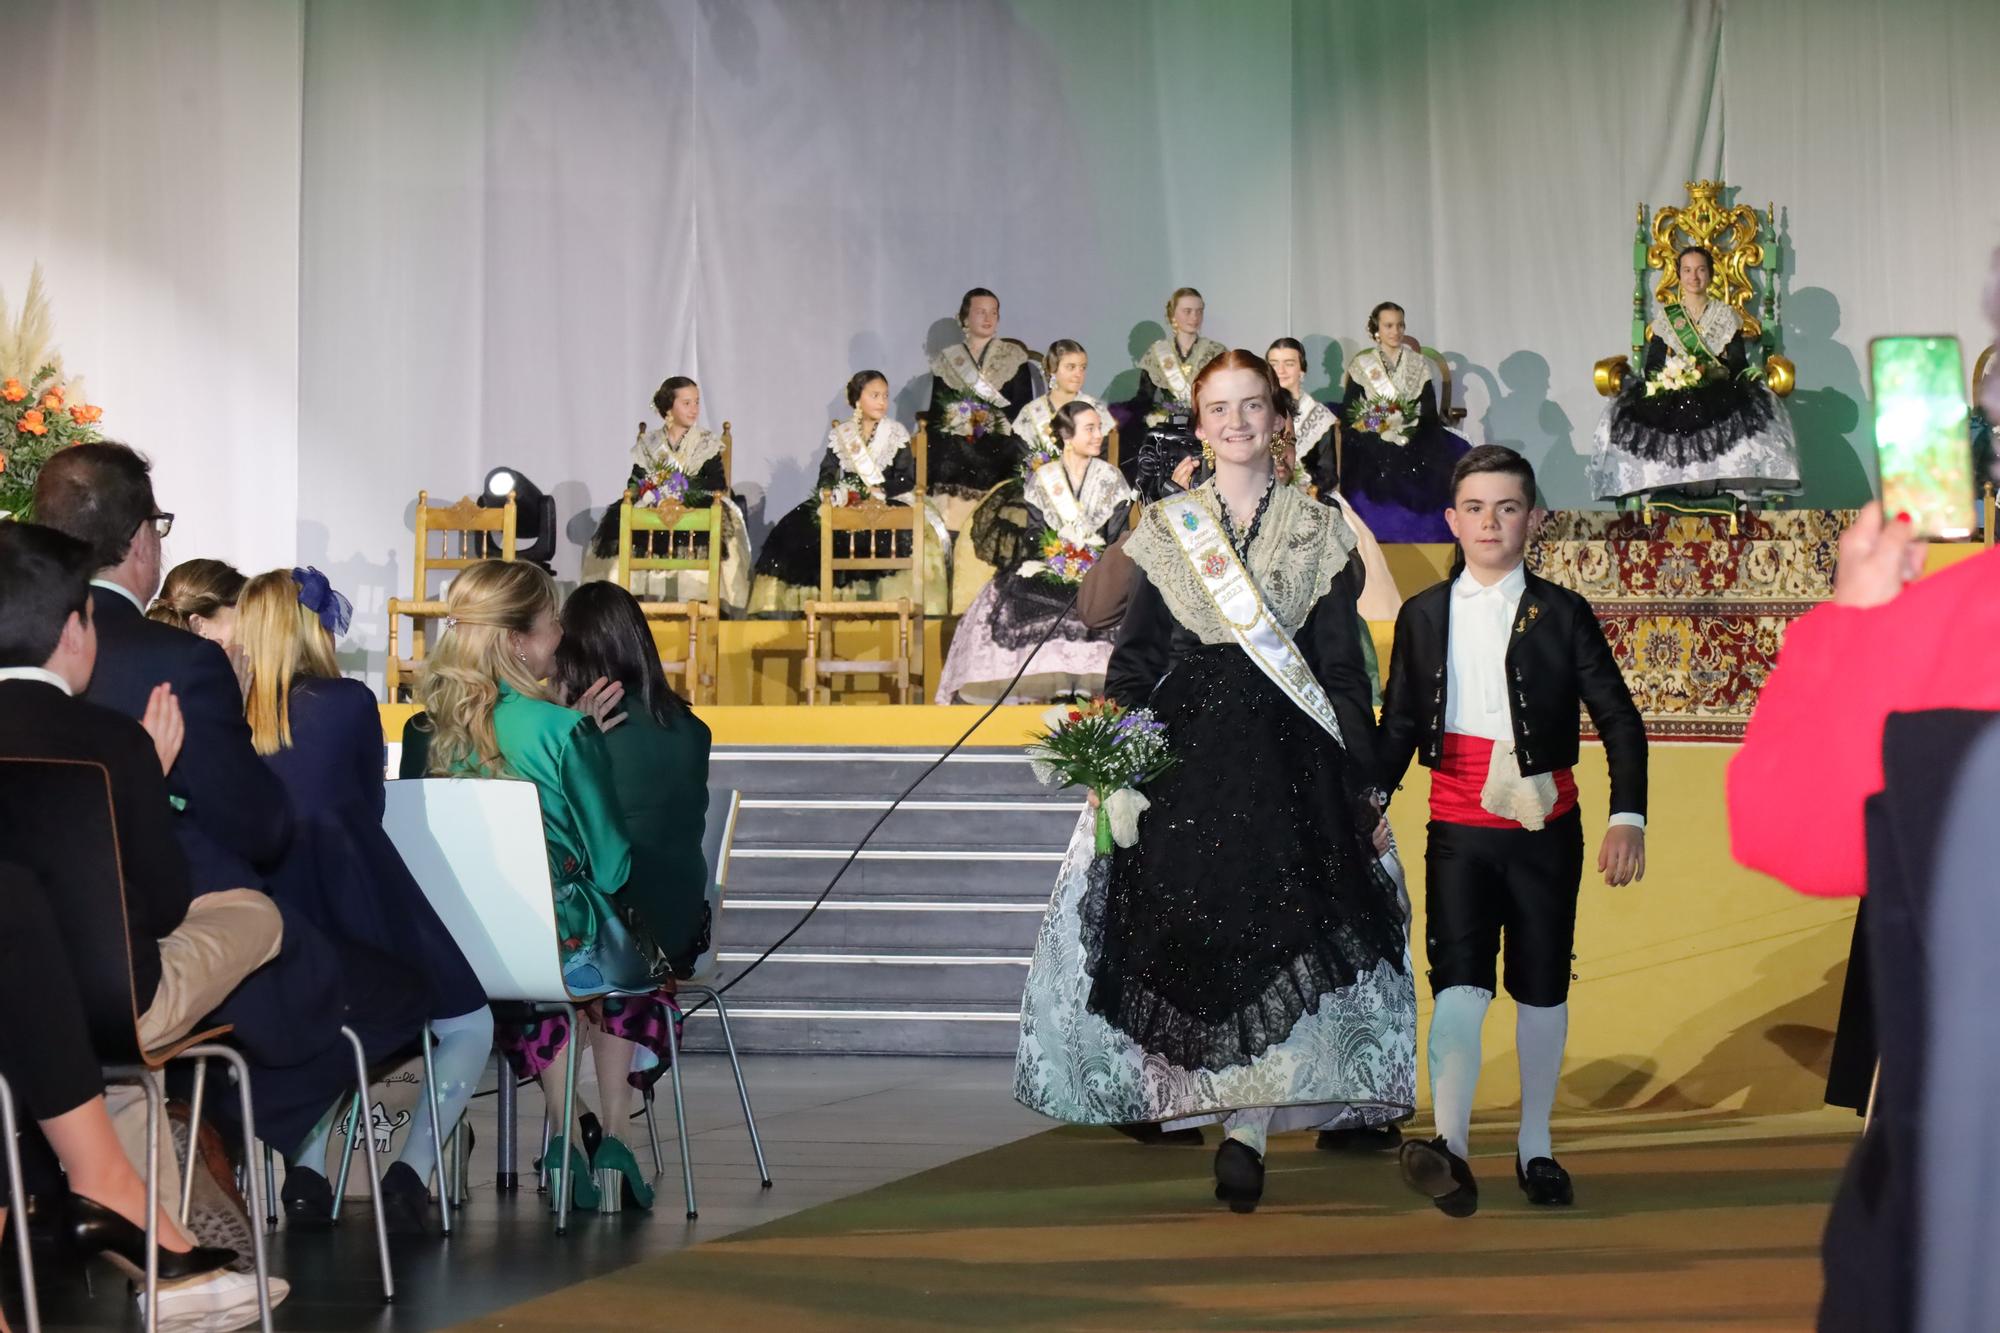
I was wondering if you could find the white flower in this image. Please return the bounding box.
[1380,410,1410,446]
[1028,757,1060,788]
[1103,787,1150,848]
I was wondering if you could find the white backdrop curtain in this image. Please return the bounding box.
[3,0,1997,670]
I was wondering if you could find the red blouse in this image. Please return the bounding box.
[1727,545,2000,897]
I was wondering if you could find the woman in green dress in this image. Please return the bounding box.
[403,559,672,1210]
[552,581,713,977]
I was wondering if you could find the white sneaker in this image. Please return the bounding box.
[135,1270,290,1332]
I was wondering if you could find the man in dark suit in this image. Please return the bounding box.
[1379,445,1648,1218]
[32,445,428,1162]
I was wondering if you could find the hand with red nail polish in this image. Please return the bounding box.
[1833,501,1929,609]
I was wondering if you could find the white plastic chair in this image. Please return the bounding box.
[381,777,655,1235]
[639,786,772,1218]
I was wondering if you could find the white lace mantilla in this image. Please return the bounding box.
[1124,479,1354,641]
[1347,345,1432,402]
[1650,299,1741,356]
[826,416,909,489]
[1139,336,1225,403]
[1013,393,1115,464]
[633,424,723,477]
[1025,457,1134,548]
[1013,813,1417,1128]
[1292,394,1335,460]
[931,338,1031,403]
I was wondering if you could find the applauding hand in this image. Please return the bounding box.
[140,682,185,776]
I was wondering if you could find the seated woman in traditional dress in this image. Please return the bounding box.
[954,340,1118,612]
[403,561,677,1212]
[924,287,1038,531]
[1337,302,1469,543]
[748,370,951,617]
[1588,245,1801,502]
[935,400,1135,704]
[1123,287,1225,492]
[237,568,492,1234]
[1014,349,1415,1213]
[586,376,750,614]
[1269,338,1402,625]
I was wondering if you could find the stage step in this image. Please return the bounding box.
[689,745,1060,1057]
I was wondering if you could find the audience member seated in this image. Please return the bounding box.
[235,568,493,1235]
[0,528,287,1326]
[402,561,677,1212]
[147,558,247,660]
[552,581,714,977]
[31,445,428,1227]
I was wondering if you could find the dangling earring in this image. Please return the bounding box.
[1269,437,1286,459]
[1200,439,1216,467]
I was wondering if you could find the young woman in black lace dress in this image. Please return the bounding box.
[1013,350,1415,1213]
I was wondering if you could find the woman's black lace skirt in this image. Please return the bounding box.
[1083,645,1407,1072]
[1608,374,1780,471]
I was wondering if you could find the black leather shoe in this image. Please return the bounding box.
[65,1194,236,1283]
[1516,1155,1575,1206]
[1316,1123,1403,1154]
[380,1161,434,1234]
[281,1164,334,1231]
[1113,1122,1204,1147]
[1212,1139,1265,1213]
[578,1111,605,1164]
[1400,1136,1478,1218]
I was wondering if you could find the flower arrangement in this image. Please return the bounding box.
[1347,394,1420,446]
[824,471,879,508]
[634,466,710,509]
[1,267,104,518]
[1027,699,1177,854]
[945,394,997,439]
[1017,528,1102,587]
[1644,352,1708,398]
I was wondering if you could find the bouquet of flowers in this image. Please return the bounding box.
[825,471,878,508]
[1027,698,1176,855]
[1,268,104,519]
[1347,394,1420,446]
[946,395,996,439]
[1017,528,1102,587]
[635,466,710,509]
[1644,352,1708,398]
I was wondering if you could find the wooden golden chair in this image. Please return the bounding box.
[803,420,929,705]
[613,420,733,703]
[385,492,517,702]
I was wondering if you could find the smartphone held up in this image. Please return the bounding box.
[1869,335,1977,540]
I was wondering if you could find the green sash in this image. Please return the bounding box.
[1662,302,1723,370]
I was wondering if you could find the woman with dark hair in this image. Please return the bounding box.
[1124,287,1225,495]
[554,581,713,976]
[1589,245,1801,500]
[1015,350,1414,1213]
[748,370,950,616]
[1336,301,1469,542]
[925,287,1039,531]
[587,375,751,614]
[935,398,1135,704]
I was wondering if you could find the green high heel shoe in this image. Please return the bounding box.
[544,1135,600,1212]
[591,1136,654,1211]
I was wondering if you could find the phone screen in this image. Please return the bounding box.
[1870,335,1975,539]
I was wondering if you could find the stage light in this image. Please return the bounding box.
[480,466,558,568]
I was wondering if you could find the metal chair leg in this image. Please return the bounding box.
[330,1093,359,1221]
[418,1023,452,1237]
[0,1075,42,1333]
[496,1059,519,1193]
[660,995,697,1218]
[644,1087,665,1175]
[186,1047,273,1332]
[178,1056,207,1224]
[262,1145,278,1230]
[553,1003,578,1236]
[338,1026,395,1302]
[686,985,771,1187]
[537,1111,551,1194]
[140,1071,161,1333]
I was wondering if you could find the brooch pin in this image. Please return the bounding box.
[1201,551,1228,578]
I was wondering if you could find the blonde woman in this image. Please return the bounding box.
[237,567,491,1234]
[401,560,672,1211]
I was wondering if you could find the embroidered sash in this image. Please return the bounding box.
[941,342,1010,408]
[635,424,717,475]
[1293,395,1334,461]
[1354,351,1406,405]
[1159,493,1346,749]
[827,417,898,489]
[1029,460,1088,541]
[1662,302,1724,370]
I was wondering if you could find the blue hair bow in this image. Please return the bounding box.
[292,566,353,637]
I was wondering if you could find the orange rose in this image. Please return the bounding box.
[18,409,46,436]
[0,379,22,403]
[40,387,63,410]
[71,403,102,424]
[0,452,8,473]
